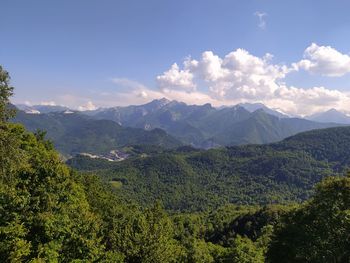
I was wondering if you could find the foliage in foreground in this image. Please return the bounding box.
[0,120,270,262]
[2,66,350,262]
[268,175,350,262]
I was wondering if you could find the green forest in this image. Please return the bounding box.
[68,125,350,212]
[13,110,182,156]
[2,65,350,262]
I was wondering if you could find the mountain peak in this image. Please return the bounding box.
[141,98,172,112]
[158,97,171,104]
[148,97,171,106]
[307,108,350,124]
[238,102,289,118]
[326,108,340,113]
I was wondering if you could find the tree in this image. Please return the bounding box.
[0,67,20,186]
[185,238,215,263]
[113,202,184,263]
[267,175,350,263]
[230,235,265,263]
[0,67,107,262]
[0,126,109,262]
[0,66,15,122]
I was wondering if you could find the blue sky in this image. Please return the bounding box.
[2,0,350,115]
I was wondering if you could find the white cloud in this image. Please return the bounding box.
[112,77,148,90]
[254,12,267,29]
[138,90,148,98]
[109,77,220,106]
[156,47,350,115]
[20,44,350,116]
[78,101,97,111]
[40,101,57,106]
[270,85,350,116]
[156,63,196,92]
[294,43,350,77]
[160,48,291,101]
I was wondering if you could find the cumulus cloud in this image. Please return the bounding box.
[156,63,196,92]
[294,43,350,77]
[109,77,220,106]
[270,85,350,115]
[158,48,291,101]
[138,90,148,98]
[78,101,97,111]
[155,47,350,115]
[254,12,267,29]
[23,44,350,116]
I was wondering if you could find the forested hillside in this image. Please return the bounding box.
[2,66,350,262]
[69,126,350,211]
[13,110,181,156]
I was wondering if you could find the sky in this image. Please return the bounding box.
[2,0,350,115]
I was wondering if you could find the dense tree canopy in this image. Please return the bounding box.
[0,124,109,261]
[69,131,347,212]
[2,65,350,262]
[0,66,15,122]
[0,67,111,261]
[267,175,350,262]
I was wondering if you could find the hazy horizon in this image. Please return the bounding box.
[3,0,350,115]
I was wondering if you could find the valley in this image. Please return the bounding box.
[3,1,350,260]
[13,99,346,157]
[68,126,350,211]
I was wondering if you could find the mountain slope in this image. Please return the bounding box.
[68,126,350,211]
[89,99,216,146]
[84,99,342,147]
[208,109,343,146]
[13,111,182,156]
[306,108,350,124]
[239,102,289,118]
[16,104,71,114]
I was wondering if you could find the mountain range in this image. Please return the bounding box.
[83,99,343,147]
[13,110,181,156]
[14,99,347,152]
[306,108,350,124]
[16,104,71,114]
[237,102,290,118]
[23,99,350,123]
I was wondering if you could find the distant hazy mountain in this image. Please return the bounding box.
[16,104,71,114]
[12,111,181,156]
[238,102,289,118]
[83,99,343,147]
[210,109,342,146]
[86,99,216,146]
[306,109,350,124]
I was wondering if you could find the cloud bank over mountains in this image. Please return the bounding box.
[149,43,350,115]
[23,43,350,116]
